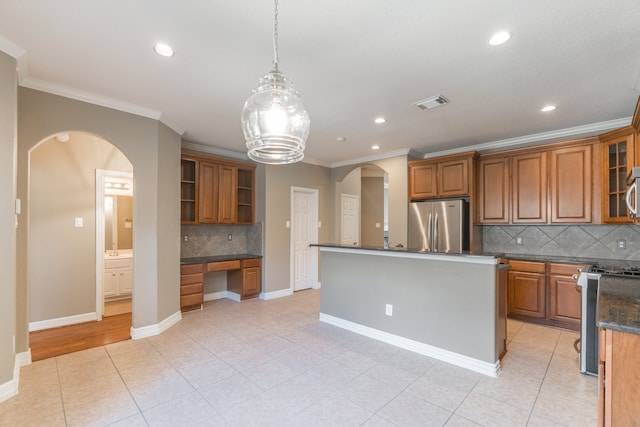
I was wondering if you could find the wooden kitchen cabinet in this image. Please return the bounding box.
[599,327,640,426]
[548,263,581,327]
[550,145,592,223]
[599,127,635,223]
[180,263,204,312]
[507,259,581,330]
[228,258,261,300]
[408,152,477,200]
[478,156,510,223]
[181,153,255,224]
[507,260,546,319]
[104,257,133,300]
[511,151,547,223]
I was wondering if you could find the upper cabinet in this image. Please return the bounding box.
[599,127,635,223]
[478,156,510,224]
[408,152,477,200]
[478,138,597,225]
[181,153,256,225]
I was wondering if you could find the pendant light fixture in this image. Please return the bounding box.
[241,0,310,164]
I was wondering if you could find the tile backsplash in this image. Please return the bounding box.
[482,224,640,261]
[181,222,263,258]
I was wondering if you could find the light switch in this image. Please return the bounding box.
[318,221,322,228]
[285,220,291,228]
[15,199,21,214]
[376,223,381,228]
[74,217,83,228]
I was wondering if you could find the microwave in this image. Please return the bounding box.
[626,166,640,218]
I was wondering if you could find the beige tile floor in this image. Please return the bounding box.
[1,289,597,426]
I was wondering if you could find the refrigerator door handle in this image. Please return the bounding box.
[434,213,439,252]
[427,213,432,251]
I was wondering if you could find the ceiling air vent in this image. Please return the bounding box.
[414,95,450,110]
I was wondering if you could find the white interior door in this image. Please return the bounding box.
[292,187,318,291]
[341,194,359,246]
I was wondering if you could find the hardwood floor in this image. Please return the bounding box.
[29,313,132,361]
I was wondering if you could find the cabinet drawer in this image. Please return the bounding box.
[180,263,204,275]
[207,260,241,272]
[180,293,203,308]
[549,263,581,276]
[242,258,261,268]
[105,258,132,269]
[509,260,545,273]
[180,283,202,296]
[180,273,203,286]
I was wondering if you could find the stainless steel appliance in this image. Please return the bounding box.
[407,199,469,253]
[626,166,640,218]
[576,263,640,375]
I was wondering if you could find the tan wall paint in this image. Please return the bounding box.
[361,177,384,246]
[0,52,17,387]
[264,162,331,293]
[16,88,180,353]
[29,134,132,321]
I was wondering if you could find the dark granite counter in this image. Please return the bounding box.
[597,276,640,334]
[180,254,262,265]
[495,253,638,268]
[312,243,501,260]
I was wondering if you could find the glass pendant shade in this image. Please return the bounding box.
[241,69,310,164]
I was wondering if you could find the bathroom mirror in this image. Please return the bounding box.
[104,195,133,250]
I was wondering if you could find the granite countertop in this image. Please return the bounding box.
[496,253,638,268]
[311,243,500,259]
[180,253,262,265]
[597,276,640,334]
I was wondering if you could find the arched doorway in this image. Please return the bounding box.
[27,131,133,359]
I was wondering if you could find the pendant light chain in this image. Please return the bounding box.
[272,0,279,70]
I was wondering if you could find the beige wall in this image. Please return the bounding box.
[264,162,332,293]
[16,88,181,353]
[361,177,384,246]
[30,135,132,322]
[332,155,408,247]
[0,52,17,388]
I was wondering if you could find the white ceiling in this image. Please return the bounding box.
[1,0,639,167]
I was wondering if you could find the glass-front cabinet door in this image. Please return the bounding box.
[601,128,635,223]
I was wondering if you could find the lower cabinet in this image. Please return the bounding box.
[104,257,133,299]
[180,264,204,312]
[507,260,581,330]
[599,328,640,426]
[228,258,262,300]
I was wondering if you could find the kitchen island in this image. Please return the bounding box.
[314,244,507,377]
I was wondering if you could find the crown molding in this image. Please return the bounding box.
[329,148,421,169]
[181,140,250,161]
[421,117,631,159]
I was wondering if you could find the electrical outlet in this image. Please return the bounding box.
[385,304,393,316]
[183,235,188,242]
[227,234,232,241]
[516,236,523,245]
[617,239,626,250]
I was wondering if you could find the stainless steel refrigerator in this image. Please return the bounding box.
[407,199,469,253]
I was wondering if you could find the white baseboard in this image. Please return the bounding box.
[261,288,293,300]
[313,282,321,289]
[226,292,241,302]
[0,350,31,404]
[319,313,500,377]
[204,291,228,302]
[29,312,98,332]
[130,310,182,340]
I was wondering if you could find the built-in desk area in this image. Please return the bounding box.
[180,254,262,311]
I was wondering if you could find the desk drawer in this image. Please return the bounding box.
[207,260,241,272]
[181,264,204,275]
[181,273,203,285]
[181,283,202,296]
[180,293,202,308]
[242,258,262,268]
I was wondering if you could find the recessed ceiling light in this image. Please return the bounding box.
[371,145,380,150]
[374,117,386,124]
[153,43,175,57]
[541,105,557,112]
[488,31,512,46]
